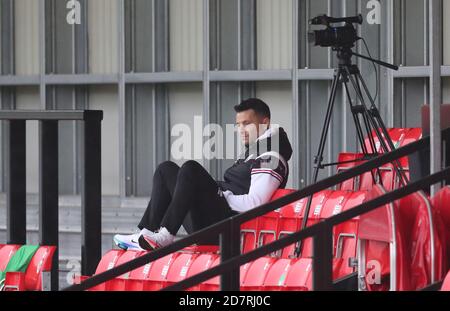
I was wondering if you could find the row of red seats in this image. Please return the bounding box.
[74,248,349,291]
[337,128,422,191]
[0,245,56,291]
[77,185,450,290]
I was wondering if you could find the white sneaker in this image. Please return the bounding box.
[113,229,155,251]
[138,227,175,251]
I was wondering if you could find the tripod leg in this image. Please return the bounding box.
[294,70,341,258]
[345,68,386,186]
[356,72,409,186]
[343,81,369,155]
[343,79,379,185]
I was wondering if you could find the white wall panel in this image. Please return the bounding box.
[169,83,203,166]
[88,0,119,74]
[169,0,203,71]
[14,0,39,75]
[89,85,120,195]
[256,0,292,70]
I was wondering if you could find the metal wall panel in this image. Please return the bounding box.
[14,0,39,75]
[169,0,203,71]
[88,0,119,74]
[256,0,292,69]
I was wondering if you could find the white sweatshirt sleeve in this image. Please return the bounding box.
[222,169,282,213]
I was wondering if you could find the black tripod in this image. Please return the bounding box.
[294,46,409,257]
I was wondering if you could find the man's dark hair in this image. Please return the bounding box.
[234,98,271,119]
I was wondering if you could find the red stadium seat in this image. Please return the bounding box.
[108,250,144,291]
[296,190,333,258]
[240,257,277,291]
[3,246,56,291]
[358,185,407,291]
[431,186,450,269]
[363,128,410,154]
[0,244,20,271]
[241,218,258,254]
[260,258,293,290]
[257,189,295,253]
[200,257,253,291]
[72,249,125,291]
[143,252,180,291]
[126,251,154,291]
[278,199,302,258]
[333,191,367,278]
[201,257,221,291]
[164,253,199,288]
[283,258,313,291]
[336,152,365,191]
[186,253,219,291]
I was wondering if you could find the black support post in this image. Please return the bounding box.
[313,222,334,291]
[6,120,27,245]
[219,220,241,291]
[39,120,59,290]
[81,111,102,276]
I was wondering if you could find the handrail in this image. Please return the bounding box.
[63,127,450,291]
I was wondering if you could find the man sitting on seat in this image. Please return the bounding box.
[114,98,293,251]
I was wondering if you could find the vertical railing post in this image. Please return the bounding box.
[6,120,27,245]
[81,111,102,275]
[313,222,333,291]
[39,120,59,290]
[220,219,241,291]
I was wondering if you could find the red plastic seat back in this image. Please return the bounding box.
[401,191,447,289]
[165,253,198,286]
[145,253,180,290]
[186,253,219,291]
[284,258,313,291]
[241,257,277,291]
[336,152,365,191]
[256,189,296,253]
[201,257,221,291]
[241,218,258,254]
[262,258,292,290]
[333,191,366,277]
[24,246,56,291]
[432,186,450,269]
[359,185,407,290]
[295,190,333,258]
[0,244,21,271]
[95,249,125,274]
[115,250,144,279]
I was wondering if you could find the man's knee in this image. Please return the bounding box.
[179,160,203,178]
[156,160,179,173]
[180,160,203,171]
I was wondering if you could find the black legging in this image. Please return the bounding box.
[138,160,237,244]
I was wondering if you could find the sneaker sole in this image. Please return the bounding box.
[138,235,159,251]
[114,236,142,251]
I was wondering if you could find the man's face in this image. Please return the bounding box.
[235,109,270,146]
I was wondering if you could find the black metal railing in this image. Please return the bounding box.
[63,127,450,292]
[0,110,103,290]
